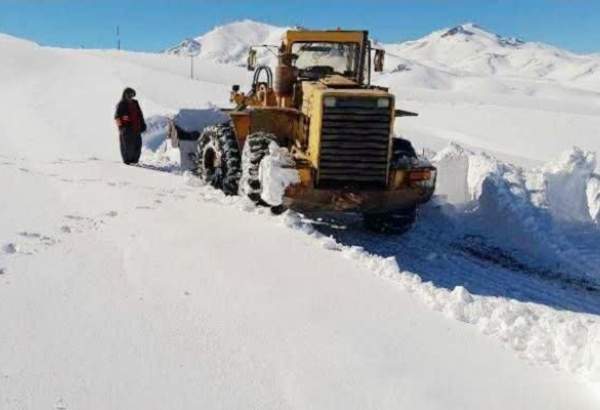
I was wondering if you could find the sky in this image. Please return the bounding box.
[0,0,599,53]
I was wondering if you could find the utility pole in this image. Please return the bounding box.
[190,55,194,80]
[184,39,199,80]
[116,25,121,50]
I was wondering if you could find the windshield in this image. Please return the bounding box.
[291,42,360,78]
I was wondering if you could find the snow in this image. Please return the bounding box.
[588,175,600,223]
[258,142,300,206]
[1,19,600,409]
[433,144,600,287]
[167,20,287,67]
[383,22,600,88]
[172,107,229,132]
[542,147,597,223]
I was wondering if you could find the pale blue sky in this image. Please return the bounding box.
[1,0,598,53]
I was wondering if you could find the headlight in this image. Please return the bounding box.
[409,169,437,188]
[323,96,337,107]
[377,98,390,108]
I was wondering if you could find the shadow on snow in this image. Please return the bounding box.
[307,202,600,316]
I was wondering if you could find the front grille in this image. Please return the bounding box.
[318,97,391,186]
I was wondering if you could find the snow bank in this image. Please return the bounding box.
[542,148,597,223]
[431,143,471,203]
[433,143,600,286]
[277,212,600,383]
[434,143,599,224]
[588,175,600,223]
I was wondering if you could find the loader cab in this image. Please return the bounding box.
[289,42,361,81]
[245,29,385,87]
[281,30,372,86]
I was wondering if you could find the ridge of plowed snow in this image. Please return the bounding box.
[434,144,600,286]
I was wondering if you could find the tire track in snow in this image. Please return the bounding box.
[309,207,600,316]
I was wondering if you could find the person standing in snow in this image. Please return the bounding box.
[114,87,146,165]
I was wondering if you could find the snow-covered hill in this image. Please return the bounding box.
[1,22,600,409]
[167,20,287,66]
[384,23,600,87]
[168,20,600,90]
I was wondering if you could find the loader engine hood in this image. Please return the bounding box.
[319,75,359,88]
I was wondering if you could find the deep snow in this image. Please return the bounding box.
[1,21,600,409]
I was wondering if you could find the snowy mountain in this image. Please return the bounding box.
[168,20,600,90]
[167,20,287,65]
[384,23,600,87]
[165,37,201,56]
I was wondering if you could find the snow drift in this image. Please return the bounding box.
[434,144,600,288]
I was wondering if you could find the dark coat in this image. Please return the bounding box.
[114,98,146,135]
[114,91,146,164]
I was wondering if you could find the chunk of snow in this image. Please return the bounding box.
[431,142,472,204]
[542,147,596,223]
[258,142,300,206]
[587,175,600,223]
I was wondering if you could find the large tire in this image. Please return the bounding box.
[239,131,278,203]
[391,137,418,167]
[195,123,241,195]
[363,207,417,234]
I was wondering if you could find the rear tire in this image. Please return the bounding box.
[195,123,241,195]
[391,137,418,167]
[363,207,417,234]
[239,131,278,204]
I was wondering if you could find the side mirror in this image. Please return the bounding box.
[247,49,257,71]
[374,49,385,72]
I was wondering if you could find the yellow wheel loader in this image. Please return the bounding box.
[194,28,437,232]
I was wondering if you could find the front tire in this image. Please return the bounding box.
[391,137,418,167]
[195,123,241,195]
[239,131,278,203]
